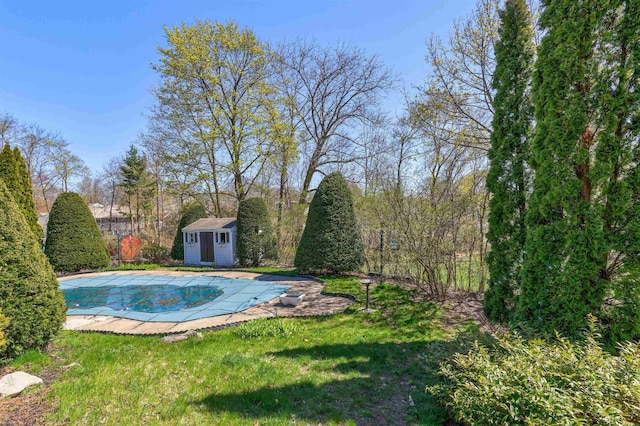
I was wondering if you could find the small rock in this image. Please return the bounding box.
[0,372,43,398]
[160,330,202,343]
[161,334,189,343]
[184,330,203,339]
[408,395,415,406]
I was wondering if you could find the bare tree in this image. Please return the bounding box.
[278,40,395,203]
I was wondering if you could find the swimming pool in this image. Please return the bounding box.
[60,274,291,322]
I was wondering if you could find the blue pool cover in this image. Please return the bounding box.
[59,274,291,322]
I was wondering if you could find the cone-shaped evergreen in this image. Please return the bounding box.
[45,192,110,272]
[237,197,278,267]
[13,147,43,240]
[0,144,43,240]
[295,172,363,274]
[484,0,534,322]
[170,202,207,260]
[0,178,66,360]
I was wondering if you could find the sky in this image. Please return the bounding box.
[0,0,477,172]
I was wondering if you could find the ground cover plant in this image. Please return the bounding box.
[4,275,479,425]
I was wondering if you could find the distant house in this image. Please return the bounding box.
[38,203,142,236]
[87,203,139,234]
[182,217,237,267]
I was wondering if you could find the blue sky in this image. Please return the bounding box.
[0,0,476,172]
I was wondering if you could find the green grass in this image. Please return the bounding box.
[242,266,299,277]
[29,277,480,425]
[101,263,162,271]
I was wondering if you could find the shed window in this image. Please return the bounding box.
[216,231,229,245]
[186,232,197,244]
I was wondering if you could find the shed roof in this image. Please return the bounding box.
[183,217,237,231]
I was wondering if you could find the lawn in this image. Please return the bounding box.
[6,274,481,425]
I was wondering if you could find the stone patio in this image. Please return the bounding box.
[61,270,353,335]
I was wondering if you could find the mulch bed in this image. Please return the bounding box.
[0,345,63,426]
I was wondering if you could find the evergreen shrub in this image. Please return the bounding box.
[170,203,207,260]
[45,192,110,272]
[236,197,278,267]
[0,179,66,360]
[294,172,363,274]
[0,144,42,240]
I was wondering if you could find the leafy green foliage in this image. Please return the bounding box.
[170,202,207,260]
[484,0,534,322]
[0,179,66,360]
[429,322,640,425]
[236,197,278,267]
[295,172,363,274]
[0,144,42,240]
[45,192,110,272]
[233,318,303,339]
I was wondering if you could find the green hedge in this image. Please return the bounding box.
[295,172,363,274]
[0,179,66,360]
[45,192,110,272]
[236,197,278,267]
[429,321,640,425]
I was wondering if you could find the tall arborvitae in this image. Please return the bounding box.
[484,0,534,322]
[594,0,640,342]
[0,178,66,360]
[517,1,633,337]
[0,144,42,240]
[13,147,43,240]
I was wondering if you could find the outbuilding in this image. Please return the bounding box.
[182,217,237,267]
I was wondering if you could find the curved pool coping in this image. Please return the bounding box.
[60,270,354,335]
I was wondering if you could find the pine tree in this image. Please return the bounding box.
[170,202,207,260]
[120,145,154,235]
[484,0,534,322]
[295,172,363,274]
[45,192,110,272]
[0,178,66,360]
[237,197,278,267]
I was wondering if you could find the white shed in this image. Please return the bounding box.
[182,217,237,267]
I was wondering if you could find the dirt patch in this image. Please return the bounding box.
[0,346,63,426]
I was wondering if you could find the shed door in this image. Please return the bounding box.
[200,232,214,262]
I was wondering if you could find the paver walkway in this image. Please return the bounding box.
[61,270,353,335]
